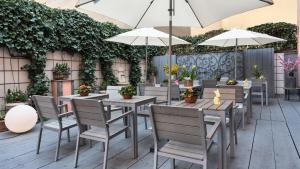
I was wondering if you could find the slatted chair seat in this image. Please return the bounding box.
[204,116,230,125]
[80,126,128,141]
[44,117,77,130]
[159,140,205,162]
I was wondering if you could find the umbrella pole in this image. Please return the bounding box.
[235,39,238,80]
[168,0,173,105]
[145,37,148,83]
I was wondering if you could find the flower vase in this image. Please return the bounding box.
[184,96,197,103]
[285,72,296,88]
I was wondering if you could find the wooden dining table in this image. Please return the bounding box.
[174,99,234,169]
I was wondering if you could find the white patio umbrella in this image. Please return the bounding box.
[76,0,274,104]
[199,28,286,79]
[105,27,190,82]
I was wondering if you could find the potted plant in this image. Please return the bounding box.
[0,111,7,132]
[163,64,180,80]
[182,88,201,103]
[279,56,300,88]
[252,64,264,80]
[53,63,71,80]
[119,85,136,99]
[180,65,197,87]
[78,84,91,96]
[5,89,28,110]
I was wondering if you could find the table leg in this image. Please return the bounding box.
[229,108,235,158]
[265,82,268,106]
[220,111,227,169]
[218,124,224,169]
[132,106,138,159]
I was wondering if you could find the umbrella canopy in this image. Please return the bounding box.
[76,0,273,28]
[105,27,190,46]
[199,28,286,79]
[76,0,274,105]
[199,28,286,47]
[106,27,190,82]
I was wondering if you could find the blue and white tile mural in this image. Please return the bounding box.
[177,51,244,81]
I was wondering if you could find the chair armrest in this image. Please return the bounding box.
[58,111,74,118]
[58,103,68,112]
[206,120,221,140]
[107,110,133,124]
[156,100,168,105]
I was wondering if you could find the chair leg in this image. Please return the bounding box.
[170,159,175,169]
[67,129,71,142]
[144,116,148,129]
[101,142,105,152]
[261,94,263,107]
[234,118,238,145]
[242,110,245,129]
[55,130,62,161]
[103,141,109,169]
[153,150,158,169]
[74,135,80,168]
[89,140,93,148]
[36,127,43,154]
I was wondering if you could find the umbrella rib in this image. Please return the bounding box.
[252,38,264,46]
[75,0,95,8]
[259,0,274,5]
[158,37,168,46]
[184,0,204,28]
[134,0,155,28]
[130,36,140,45]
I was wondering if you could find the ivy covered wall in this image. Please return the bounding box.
[0,0,163,95]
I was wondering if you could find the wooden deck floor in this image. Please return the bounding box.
[1,98,300,169]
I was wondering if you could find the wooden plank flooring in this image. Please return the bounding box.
[0,98,300,169]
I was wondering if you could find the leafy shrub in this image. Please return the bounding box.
[5,89,28,103]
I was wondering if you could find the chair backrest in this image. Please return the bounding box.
[71,99,107,129]
[106,86,122,100]
[149,105,206,147]
[170,85,181,100]
[32,95,59,120]
[144,86,168,102]
[217,85,244,103]
[203,88,237,104]
[202,80,217,88]
[251,79,264,92]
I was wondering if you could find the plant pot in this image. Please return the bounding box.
[53,72,69,80]
[79,92,89,96]
[0,120,7,132]
[122,94,133,99]
[285,74,296,88]
[184,80,193,87]
[184,96,198,103]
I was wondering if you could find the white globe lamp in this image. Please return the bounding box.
[5,105,38,133]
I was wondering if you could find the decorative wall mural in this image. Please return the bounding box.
[177,51,244,81]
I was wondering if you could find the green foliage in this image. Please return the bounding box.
[0,111,5,120]
[53,63,70,75]
[248,22,297,52]
[252,65,264,79]
[179,65,197,81]
[5,89,28,103]
[118,85,136,96]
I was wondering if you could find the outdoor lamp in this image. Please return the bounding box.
[5,105,38,133]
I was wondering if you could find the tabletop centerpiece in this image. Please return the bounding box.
[180,65,197,87]
[119,85,136,99]
[182,87,200,103]
[78,84,91,96]
[226,79,238,85]
[213,89,221,105]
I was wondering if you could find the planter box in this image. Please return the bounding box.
[0,120,7,132]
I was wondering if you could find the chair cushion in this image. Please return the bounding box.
[44,117,77,130]
[158,140,204,161]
